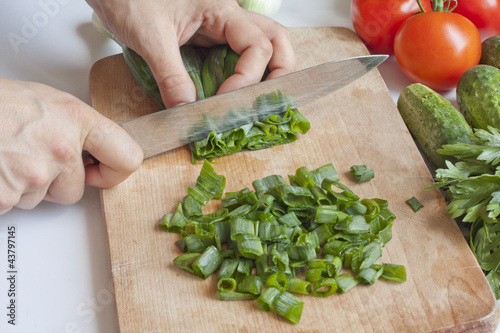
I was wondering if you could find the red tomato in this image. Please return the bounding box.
[450,0,500,33]
[394,11,481,91]
[351,0,432,55]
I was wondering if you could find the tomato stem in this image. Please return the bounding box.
[418,0,458,13]
[416,0,427,13]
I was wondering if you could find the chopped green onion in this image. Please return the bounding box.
[217,277,237,292]
[218,259,239,279]
[335,274,358,293]
[188,160,226,205]
[257,286,281,312]
[237,275,264,295]
[230,217,258,239]
[288,277,312,295]
[235,259,254,282]
[269,184,316,208]
[311,163,340,185]
[277,212,302,227]
[286,243,317,262]
[234,234,264,259]
[182,195,203,218]
[293,166,315,189]
[217,290,259,301]
[374,263,407,282]
[307,258,327,269]
[258,222,288,242]
[173,253,201,274]
[350,165,375,183]
[158,213,172,232]
[228,203,253,217]
[406,197,424,212]
[167,202,188,233]
[275,291,304,324]
[312,278,338,297]
[252,174,286,195]
[161,162,405,324]
[310,186,331,205]
[311,224,334,246]
[192,246,224,279]
[315,205,350,224]
[359,241,383,271]
[326,256,343,278]
[183,234,206,253]
[265,272,288,291]
[305,268,324,282]
[357,266,384,285]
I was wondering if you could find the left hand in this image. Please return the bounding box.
[86,0,297,108]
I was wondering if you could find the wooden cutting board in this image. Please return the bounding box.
[89,27,499,332]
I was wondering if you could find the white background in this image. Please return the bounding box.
[0,0,498,332]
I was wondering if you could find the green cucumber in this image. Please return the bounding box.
[457,65,500,130]
[480,35,500,69]
[397,83,473,169]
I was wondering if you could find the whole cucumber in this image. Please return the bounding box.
[457,65,500,130]
[480,35,500,69]
[397,83,473,169]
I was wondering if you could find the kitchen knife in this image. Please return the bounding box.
[119,55,388,159]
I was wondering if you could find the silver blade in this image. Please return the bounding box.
[119,55,388,158]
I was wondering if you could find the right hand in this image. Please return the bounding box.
[0,78,144,215]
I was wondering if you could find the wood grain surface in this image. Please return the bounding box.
[89,27,499,332]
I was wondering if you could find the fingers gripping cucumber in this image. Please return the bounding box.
[397,83,473,169]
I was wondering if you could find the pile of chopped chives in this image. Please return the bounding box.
[160,161,406,324]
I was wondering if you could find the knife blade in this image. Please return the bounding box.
[119,54,388,159]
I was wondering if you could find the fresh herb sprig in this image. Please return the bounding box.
[427,126,500,298]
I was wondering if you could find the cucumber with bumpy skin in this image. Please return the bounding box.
[480,35,500,69]
[457,65,500,130]
[397,83,473,169]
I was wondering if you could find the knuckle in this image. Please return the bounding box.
[61,187,84,205]
[16,195,42,210]
[156,73,192,95]
[51,140,79,165]
[256,37,273,59]
[0,193,20,212]
[23,165,51,190]
[275,24,292,41]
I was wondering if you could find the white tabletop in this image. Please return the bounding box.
[0,1,498,332]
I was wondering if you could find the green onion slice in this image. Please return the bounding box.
[257,287,281,312]
[288,277,312,295]
[265,272,289,291]
[237,275,264,295]
[217,278,237,292]
[192,246,224,279]
[406,197,424,212]
[350,165,375,183]
[335,274,358,294]
[217,290,259,301]
[275,291,304,324]
[312,278,338,297]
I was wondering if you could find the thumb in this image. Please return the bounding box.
[83,110,144,188]
[138,31,197,109]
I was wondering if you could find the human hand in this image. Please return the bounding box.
[0,78,143,215]
[86,0,297,108]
